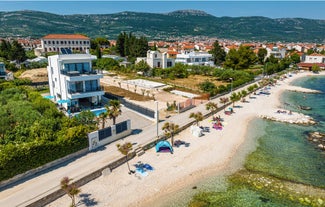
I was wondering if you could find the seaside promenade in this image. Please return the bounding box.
[0,71,321,207]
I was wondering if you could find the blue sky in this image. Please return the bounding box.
[0,1,325,20]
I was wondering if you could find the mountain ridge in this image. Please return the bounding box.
[0,10,324,42]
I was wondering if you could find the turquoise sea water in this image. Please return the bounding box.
[246,75,325,187]
[157,74,325,207]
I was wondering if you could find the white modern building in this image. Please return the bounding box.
[304,53,325,63]
[136,50,175,69]
[47,54,104,113]
[266,46,286,59]
[39,34,90,54]
[0,62,7,79]
[175,52,214,66]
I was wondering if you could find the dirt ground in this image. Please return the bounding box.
[163,74,225,91]
[19,68,48,82]
[100,75,191,116]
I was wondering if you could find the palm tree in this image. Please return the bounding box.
[219,97,229,111]
[247,85,255,98]
[60,177,81,207]
[240,89,247,102]
[116,142,133,174]
[162,122,179,146]
[230,92,241,108]
[205,102,218,115]
[105,100,122,125]
[98,111,108,129]
[189,112,203,126]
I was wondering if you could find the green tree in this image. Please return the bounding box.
[219,97,229,111]
[223,49,239,70]
[205,102,218,115]
[116,142,133,174]
[189,112,203,126]
[311,64,321,73]
[98,111,108,129]
[257,48,267,64]
[75,110,96,126]
[95,44,102,59]
[198,80,216,95]
[224,46,257,70]
[210,40,226,65]
[106,99,122,125]
[116,32,127,57]
[307,48,314,55]
[162,122,179,146]
[290,53,301,64]
[247,85,255,98]
[9,40,27,63]
[94,58,119,71]
[60,177,81,207]
[91,37,110,50]
[135,60,150,74]
[240,89,248,102]
[230,92,241,107]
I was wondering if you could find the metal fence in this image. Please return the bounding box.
[98,127,112,141]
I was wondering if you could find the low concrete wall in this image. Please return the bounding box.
[88,120,132,151]
[0,148,88,191]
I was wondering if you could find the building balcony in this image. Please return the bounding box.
[67,88,104,99]
[61,70,103,81]
[68,87,101,94]
[61,70,99,76]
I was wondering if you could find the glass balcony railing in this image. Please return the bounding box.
[61,70,99,76]
[68,87,101,94]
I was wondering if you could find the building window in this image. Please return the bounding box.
[83,41,86,44]
[68,41,71,44]
[56,41,59,44]
[60,41,63,44]
[72,41,74,44]
[52,41,55,44]
[44,41,47,44]
[167,61,172,67]
[64,41,67,44]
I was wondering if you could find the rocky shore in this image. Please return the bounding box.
[307,132,325,151]
[260,110,317,125]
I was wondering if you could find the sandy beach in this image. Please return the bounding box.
[47,71,323,207]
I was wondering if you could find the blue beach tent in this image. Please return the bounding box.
[155,141,173,153]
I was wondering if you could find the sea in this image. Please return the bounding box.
[157,74,325,207]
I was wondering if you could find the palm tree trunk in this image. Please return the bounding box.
[102,119,105,129]
[113,117,116,125]
[126,154,131,173]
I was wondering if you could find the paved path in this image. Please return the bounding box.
[0,81,258,207]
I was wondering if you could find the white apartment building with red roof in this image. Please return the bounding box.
[39,34,90,54]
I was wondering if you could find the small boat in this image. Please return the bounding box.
[298,105,312,110]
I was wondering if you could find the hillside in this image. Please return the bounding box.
[0,10,324,42]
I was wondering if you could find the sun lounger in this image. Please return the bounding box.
[143,164,154,171]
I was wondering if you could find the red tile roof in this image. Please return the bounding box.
[43,34,89,40]
[309,53,324,56]
[297,63,325,67]
[167,51,178,55]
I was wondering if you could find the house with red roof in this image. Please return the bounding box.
[38,34,90,54]
[297,53,325,70]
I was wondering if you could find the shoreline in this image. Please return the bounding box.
[47,71,324,207]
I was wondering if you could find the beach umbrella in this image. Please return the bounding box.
[44,95,54,99]
[57,99,70,104]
